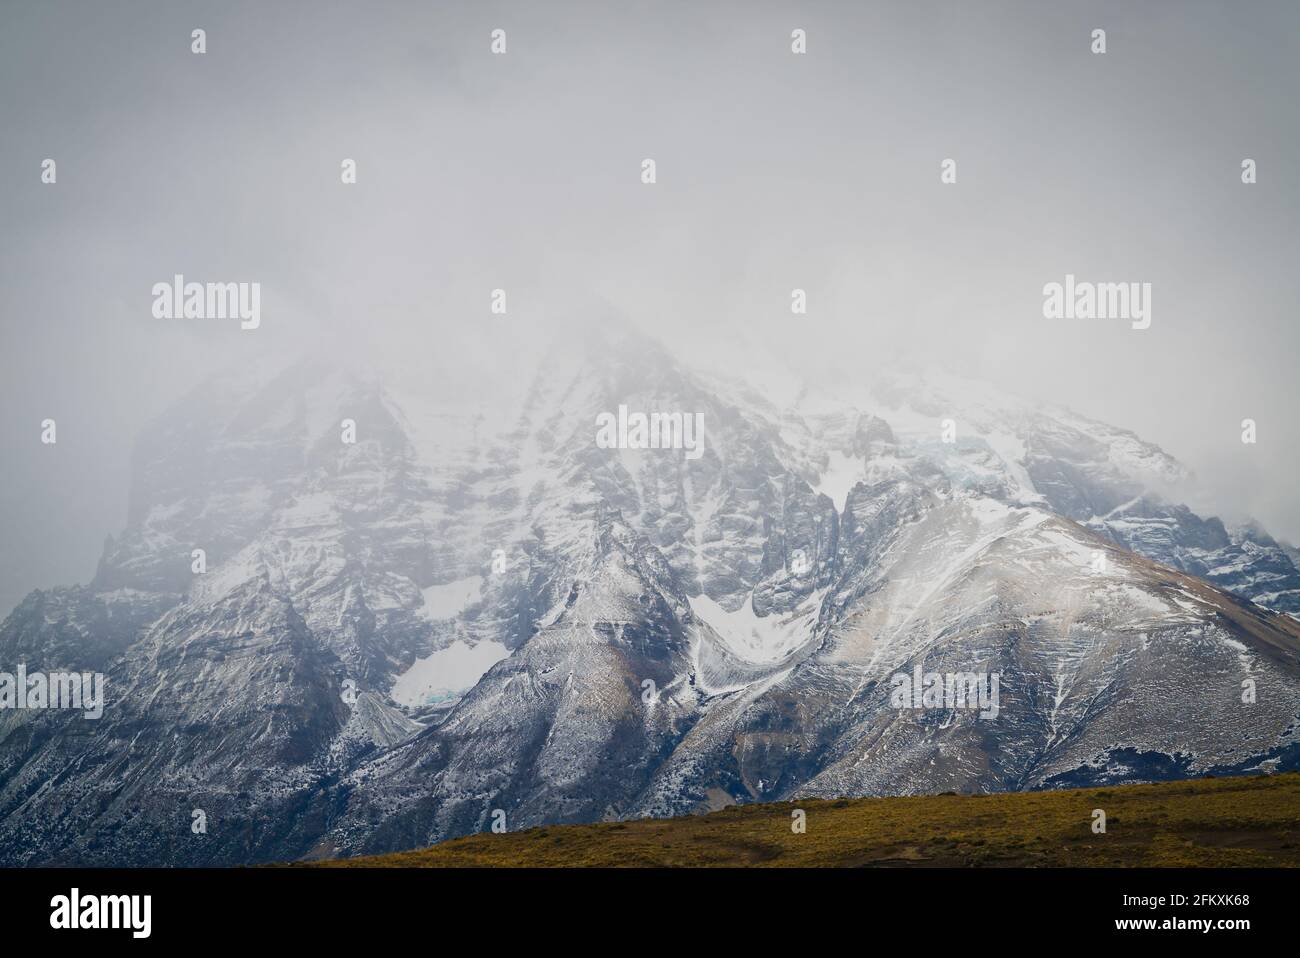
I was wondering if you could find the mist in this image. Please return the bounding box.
[2,0,1298,614]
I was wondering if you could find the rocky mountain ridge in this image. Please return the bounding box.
[2,335,1297,865]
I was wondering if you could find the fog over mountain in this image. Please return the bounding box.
[3,0,1299,617]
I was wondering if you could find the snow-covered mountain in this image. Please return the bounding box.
[2,331,1298,865]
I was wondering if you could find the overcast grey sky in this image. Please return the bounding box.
[2,0,1298,613]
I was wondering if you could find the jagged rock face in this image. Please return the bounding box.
[1086,504,1300,615]
[1,338,1298,865]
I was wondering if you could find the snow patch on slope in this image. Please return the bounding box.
[689,590,824,665]
[390,639,509,706]
[420,576,483,620]
[815,452,864,512]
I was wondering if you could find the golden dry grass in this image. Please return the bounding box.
[297,772,1300,868]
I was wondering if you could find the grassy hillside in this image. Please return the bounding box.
[303,772,1300,867]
